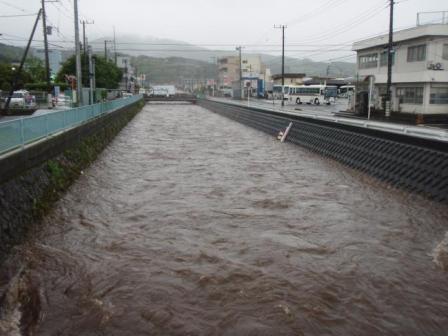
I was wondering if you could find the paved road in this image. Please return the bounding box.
[0,107,70,123]
[234,97,349,116]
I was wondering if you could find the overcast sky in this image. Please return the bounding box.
[0,0,446,62]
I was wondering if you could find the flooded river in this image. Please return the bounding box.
[1,103,448,335]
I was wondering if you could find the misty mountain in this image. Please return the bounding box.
[93,34,356,77]
[91,34,223,62]
[132,56,217,85]
[262,56,356,78]
[0,43,25,63]
[1,34,356,80]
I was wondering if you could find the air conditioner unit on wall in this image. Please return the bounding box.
[427,62,445,70]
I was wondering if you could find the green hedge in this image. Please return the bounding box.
[24,82,69,91]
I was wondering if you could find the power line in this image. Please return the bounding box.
[0,13,38,18]
[0,37,358,48]
[280,2,389,63]
[298,0,389,43]
[0,0,29,13]
[286,0,341,27]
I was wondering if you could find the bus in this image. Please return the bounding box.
[338,85,355,98]
[273,85,296,101]
[290,85,338,105]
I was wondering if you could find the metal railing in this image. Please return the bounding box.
[206,97,448,143]
[417,11,448,26]
[0,95,142,156]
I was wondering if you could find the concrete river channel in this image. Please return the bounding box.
[1,103,448,335]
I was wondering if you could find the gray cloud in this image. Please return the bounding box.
[0,0,446,61]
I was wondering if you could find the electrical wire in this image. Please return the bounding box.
[0,13,38,18]
[0,0,30,13]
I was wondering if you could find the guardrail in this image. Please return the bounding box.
[207,97,448,143]
[0,95,143,156]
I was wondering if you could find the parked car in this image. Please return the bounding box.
[9,90,36,108]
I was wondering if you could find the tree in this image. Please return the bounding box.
[56,55,122,89]
[0,62,33,92]
[25,58,46,83]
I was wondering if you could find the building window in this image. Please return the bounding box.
[407,45,426,62]
[242,60,248,64]
[443,44,448,60]
[359,53,378,69]
[396,87,424,104]
[430,87,448,104]
[380,51,395,66]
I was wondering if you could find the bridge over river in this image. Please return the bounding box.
[1,102,448,335]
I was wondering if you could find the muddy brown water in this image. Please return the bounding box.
[1,103,448,336]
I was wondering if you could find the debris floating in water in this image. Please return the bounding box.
[433,233,448,271]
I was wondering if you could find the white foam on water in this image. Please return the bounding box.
[0,269,26,336]
[261,230,324,252]
[0,307,22,336]
[433,232,448,271]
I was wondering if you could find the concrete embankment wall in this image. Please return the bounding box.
[199,100,448,202]
[0,99,144,257]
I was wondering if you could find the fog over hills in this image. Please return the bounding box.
[92,34,356,77]
[1,34,356,78]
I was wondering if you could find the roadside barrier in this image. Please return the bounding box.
[0,95,143,155]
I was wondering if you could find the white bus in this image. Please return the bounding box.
[338,85,355,98]
[150,85,176,97]
[273,85,295,101]
[291,85,338,105]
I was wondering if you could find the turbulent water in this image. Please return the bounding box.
[1,103,448,335]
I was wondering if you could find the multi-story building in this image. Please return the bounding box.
[217,55,271,97]
[218,56,239,88]
[352,23,448,115]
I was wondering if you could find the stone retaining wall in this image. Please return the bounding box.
[0,100,144,258]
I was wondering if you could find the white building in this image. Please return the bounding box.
[353,23,448,115]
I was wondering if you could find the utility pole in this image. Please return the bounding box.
[41,0,51,89]
[104,40,112,60]
[88,46,94,105]
[385,0,394,118]
[80,19,93,89]
[73,0,82,105]
[92,57,96,95]
[4,10,42,111]
[113,26,117,65]
[236,46,243,100]
[80,19,94,56]
[124,58,129,92]
[274,25,287,106]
